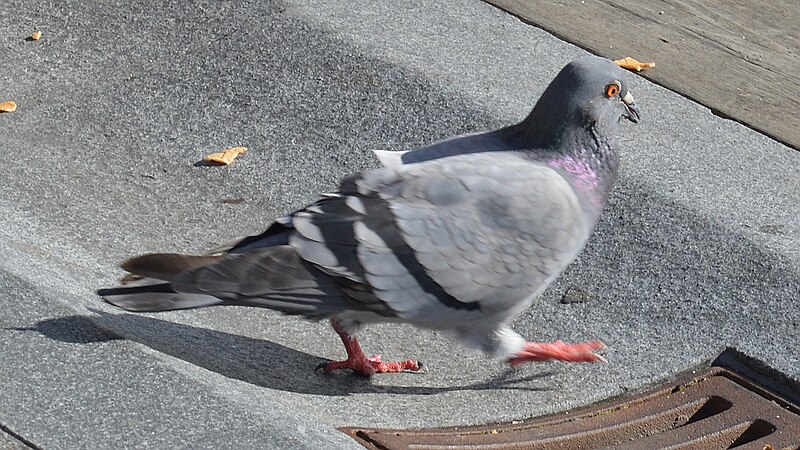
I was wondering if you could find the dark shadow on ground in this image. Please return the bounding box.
[7,315,122,344]
[12,313,554,397]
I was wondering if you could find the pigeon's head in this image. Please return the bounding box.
[523,56,640,147]
[563,56,640,127]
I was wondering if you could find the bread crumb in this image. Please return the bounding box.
[0,101,17,113]
[614,57,655,72]
[204,146,248,165]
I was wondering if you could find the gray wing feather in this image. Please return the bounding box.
[354,221,445,316]
[170,246,356,318]
[355,152,591,318]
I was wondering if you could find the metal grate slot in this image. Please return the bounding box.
[685,396,733,424]
[728,420,777,448]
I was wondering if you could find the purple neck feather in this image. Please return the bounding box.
[527,128,620,220]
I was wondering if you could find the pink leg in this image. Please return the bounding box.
[315,320,425,376]
[508,340,607,366]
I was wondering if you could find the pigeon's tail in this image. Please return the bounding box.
[98,253,227,312]
[99,247,357,319]
[98,278,225,312]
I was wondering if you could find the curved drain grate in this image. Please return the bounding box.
[341,351,799,449]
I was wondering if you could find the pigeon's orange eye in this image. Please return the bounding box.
[605,82,621,98]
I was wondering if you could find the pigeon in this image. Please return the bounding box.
[99,55,639,376]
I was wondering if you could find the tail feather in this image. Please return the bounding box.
[99,246,358,319]
[98,278,224,312]
[121,253,222,281]
[171,247,352,317]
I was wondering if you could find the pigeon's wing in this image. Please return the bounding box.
[291,152,593,325]
[121,152,590,326]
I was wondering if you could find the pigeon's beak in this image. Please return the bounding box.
[622,92,640,123]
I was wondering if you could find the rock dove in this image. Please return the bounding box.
[99,55,639,376]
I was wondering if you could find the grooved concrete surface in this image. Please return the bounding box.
[1,0,798,448]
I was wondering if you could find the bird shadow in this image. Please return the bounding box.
[8,311,554,397]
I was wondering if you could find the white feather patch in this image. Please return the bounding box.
[372,149,408,168]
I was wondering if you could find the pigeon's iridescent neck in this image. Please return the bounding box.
[545,138,619,219]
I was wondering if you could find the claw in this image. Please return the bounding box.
[315,361,331,373]
[315,320,425,376]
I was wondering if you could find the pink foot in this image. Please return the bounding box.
[315,321,425,376]
[508,340,607,366]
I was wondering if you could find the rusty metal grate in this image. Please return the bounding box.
[341,351,800,449]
